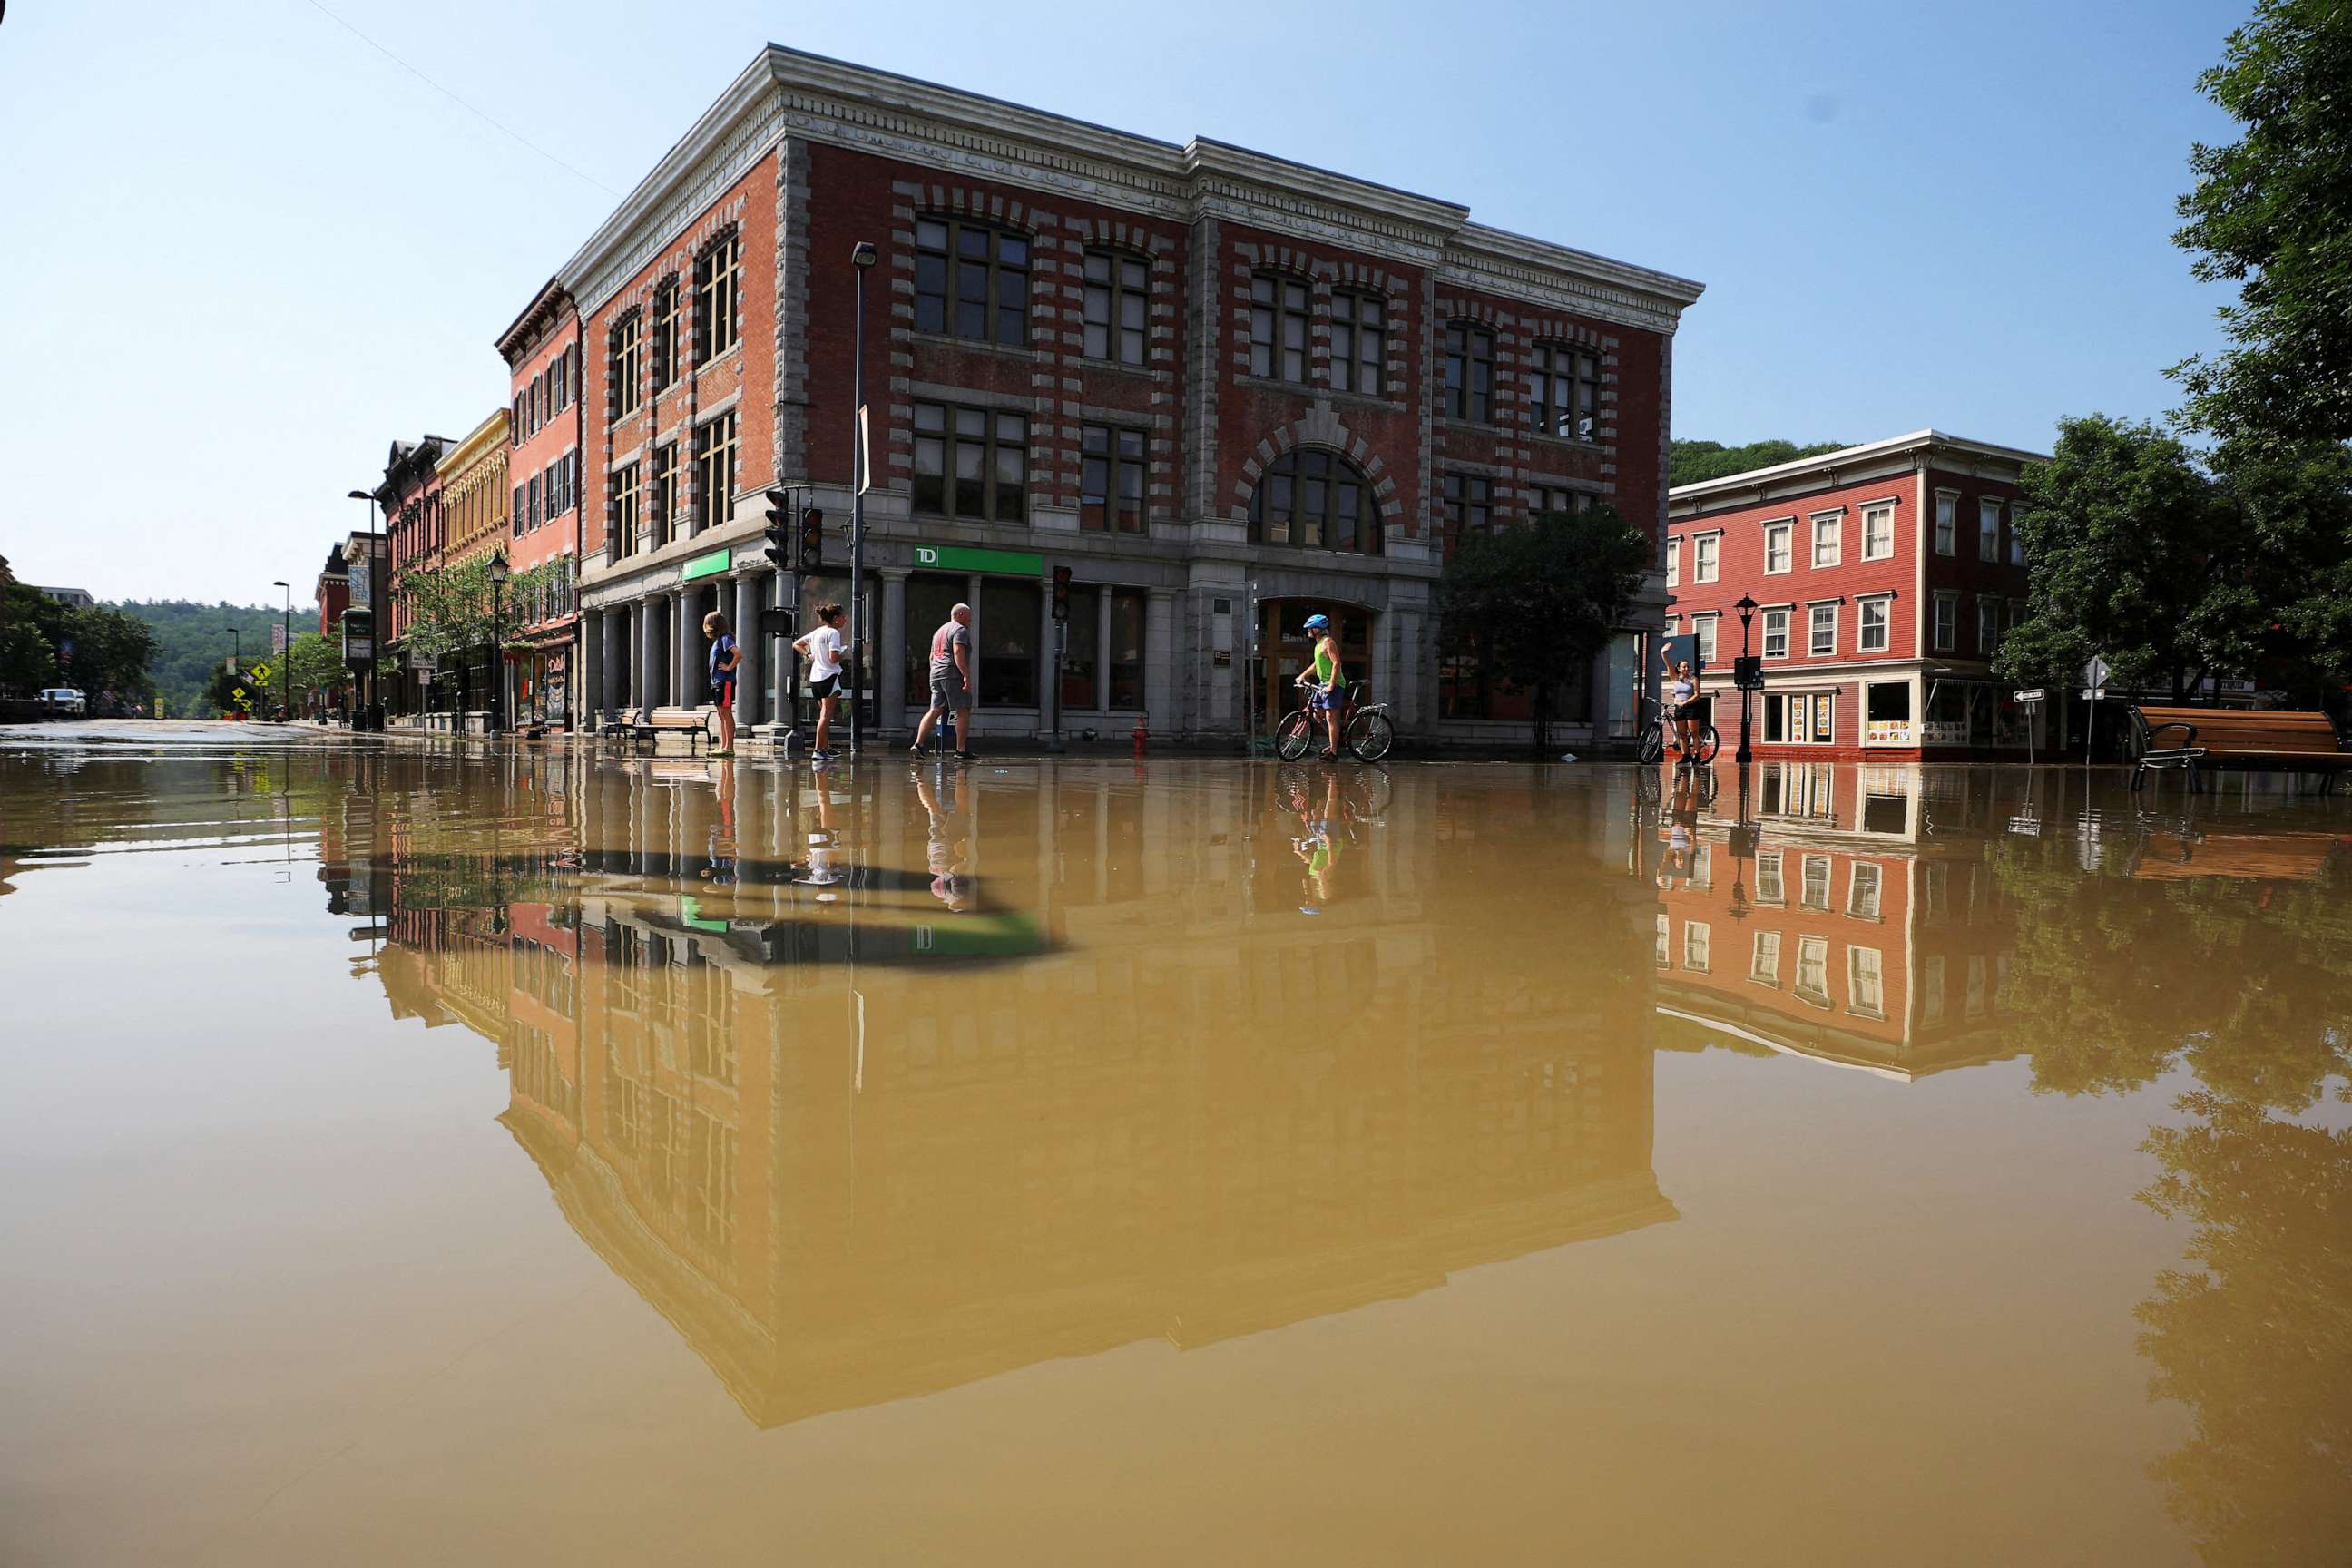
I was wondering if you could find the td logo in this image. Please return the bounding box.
[915,546,940,565]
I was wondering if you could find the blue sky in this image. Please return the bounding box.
[0,0,2241,603]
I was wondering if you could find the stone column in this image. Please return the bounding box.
[1146,589,1176,733]
[601,606,622,723]
[582,611,603,724]
[733,574,763,728]
[1096,587,1113,712]
[673,591,695,709]
[635,594,658,711]
[878,569,909,735]
[1038,580,1060,742]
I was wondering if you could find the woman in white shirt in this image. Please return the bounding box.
[792,603,847,761]
[1667,657,1699,757]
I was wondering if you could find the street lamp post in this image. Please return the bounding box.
[487,549,511,735]
[848,240,877,754]
[272,580,291,721]
[348,489,380,730]
[1734,593,1759,765]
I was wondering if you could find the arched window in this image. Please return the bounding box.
[1250,447,1383,554]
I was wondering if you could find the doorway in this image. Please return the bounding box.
[1250,599,1371,731]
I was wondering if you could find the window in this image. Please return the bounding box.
[650,444,677,550]
[611,313,642,417]
[1749,931,1782,985]
[1083,250,1148,365]
[1330,290,1385,395]
[1694,533,1720,583]
[512,483,525,534]
[1441,472,1493,554]
[526,474,541,533]
[551,348,570,414]
[1848,859,1885,919]
[1762,606,1789,659]
[1081,424,1146,533]
[916,217,1029,347]
[1977,596,2001,656]
[1858,595,1891,653]
[1848,946,1886,1017]
[1532,485,1593,515]
[1811,511,1841,567]
[979,578,1040,706]
[1809,602,1838,656]
[692,412,735,534]
[1108,587,1146,709]
[914,402,1027,522]
[1813,691,1835,741]
[1528,340,1601,439]
[1062,590,1100,709]
[1756,851,1784,903]
[1664,538,1680,589]
[1251,447,1381,553]
[693,231,740,363]
[1863,502,1894,560]
[1683,921,1711,974]
[1655,913,1671,969]
[1801,855,1832,910]
[1795,936,1831,1006]
[1935,491,1957,555]
[2009,515,2026,566]
[1978,497,2001,562]
[1933,593,1957,652]
[614,461,641,554]
[1694,613,1719,662]
[1443,322,1494,421]
[1922,955,1946,1025]
[652,279,679,391]
[1764,520,1793,573]
[1250,273,1309,382]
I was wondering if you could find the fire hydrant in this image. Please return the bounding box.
[1132,716,1149,760]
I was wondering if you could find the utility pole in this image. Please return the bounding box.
[848,240,877,754]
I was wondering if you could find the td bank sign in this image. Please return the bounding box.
[913,544,1044,576]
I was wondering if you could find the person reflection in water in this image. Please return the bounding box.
[915,763,974,912]
[701,759,738,887]
[1292,769,1344,909]
[1655,768,1700,891]
[796,775,845,900]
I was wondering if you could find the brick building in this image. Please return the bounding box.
[495,279,584,729]
[435,410,514,716]
[377,434,453,716]
[1665,430,2047,760]
[558,47,1702,748]
[313,544,349,636]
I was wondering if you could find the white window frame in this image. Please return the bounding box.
[1664,536,1680,588]
[1978,497,2001,563]
[1857,593,1892,653]
[1847,861,1883,920]
[1763,519,1794,574]
[1749,930,1782,985]
[1761,605,1790,659]
[1801,854,1832,909]
[1810,509,1843,568]
[1847,946,1886,1019]
[1933,592,1958,652]
[1934,489,1958,556]
[1693,530,1720,584]
[1796,935,1832,1007]
[1978,595,2002,656]
[1755,850,1784,904]
[1808,601,1838,657]
[1862,501,1896,561]
[1683,920,1711,974]
[1693,612,1719,662]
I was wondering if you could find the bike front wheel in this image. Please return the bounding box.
[1691,726,1721,763]
[1346,710,1394,762]
[1636,725,1664,766]
[1275,710,1316,761]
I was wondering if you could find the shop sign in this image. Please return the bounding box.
[682,547,732,582]
[1866,720,1916,746]
[913,544,1044,576]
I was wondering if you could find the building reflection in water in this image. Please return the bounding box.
[357,757,1673,1427]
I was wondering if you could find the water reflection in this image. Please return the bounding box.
[345,756,1670,1426]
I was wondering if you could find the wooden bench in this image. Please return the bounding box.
[597,705,716,754]
[2126,704,2350,793]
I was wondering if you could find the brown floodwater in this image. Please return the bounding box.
[1,728,2347,1566]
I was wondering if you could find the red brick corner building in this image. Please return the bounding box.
[1667,431,2052,760]
[557,46,1704,747]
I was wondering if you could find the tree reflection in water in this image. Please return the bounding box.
[1991,827,2352,1564]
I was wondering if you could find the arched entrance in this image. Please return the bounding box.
[1250,598,1373,732]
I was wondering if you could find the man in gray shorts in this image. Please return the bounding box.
[910,603,975,759]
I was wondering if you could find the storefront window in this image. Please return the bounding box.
[979,580,1040,707]
[1062,591,1099,710]
[1865,681,1913,746]
[1108,588,1146,709]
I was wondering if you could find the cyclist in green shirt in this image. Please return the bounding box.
[1296,612,1347,761]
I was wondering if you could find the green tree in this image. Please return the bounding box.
[2212,438,2352,707]
[109,600,312,719]
[2171,0,2352,449]
[1667,438,1846,488]
[282,631,348,711]
[1996,415,2252,700]
[1436,505,1651,754]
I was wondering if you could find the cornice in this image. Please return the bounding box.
[559,44,1706,337]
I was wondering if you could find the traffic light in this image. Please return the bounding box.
[762,489,792,571]
[1052,564,1073,621]
[799,507,824,573]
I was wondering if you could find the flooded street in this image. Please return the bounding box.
[2,731,2347,1565]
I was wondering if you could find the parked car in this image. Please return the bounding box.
[38,688,88,717]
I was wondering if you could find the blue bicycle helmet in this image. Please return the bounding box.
[1303,613,1330,631]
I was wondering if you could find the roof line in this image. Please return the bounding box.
[1669,429,2050,501]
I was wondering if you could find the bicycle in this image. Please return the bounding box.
[1275,681,1394,762]
[1633,693,1719,767]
